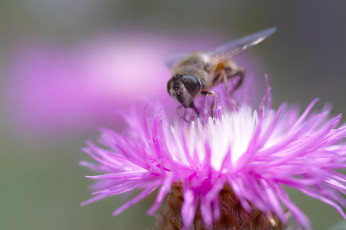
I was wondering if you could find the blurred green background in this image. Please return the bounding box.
[1,1,345,230]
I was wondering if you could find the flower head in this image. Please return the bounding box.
[81,80,346,229]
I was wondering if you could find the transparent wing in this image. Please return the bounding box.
[165,50,192,69]
[165,27,277,70]
[212,27,277,55]
[207,27,277,71]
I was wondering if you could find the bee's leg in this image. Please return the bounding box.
[201,90,216,116]
[218,69,229,91]
[228,67,245,94]
[190,103,200,117]
[176,105,189,122]
[177,105,199,121]
[232,67,245,92]
[219,68,243,110]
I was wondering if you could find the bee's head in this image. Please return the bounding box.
[167,75,202,108]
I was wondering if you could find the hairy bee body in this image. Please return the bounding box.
[166,27,276,114]
[173,52,242,91]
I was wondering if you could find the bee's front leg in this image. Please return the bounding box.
[176,104,200,122]
[201,91,216,117]
[190,103,200,117]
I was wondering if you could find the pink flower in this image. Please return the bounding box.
[81,80,346,229]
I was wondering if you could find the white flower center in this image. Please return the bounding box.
[168,107,260,171]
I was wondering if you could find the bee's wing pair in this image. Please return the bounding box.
[165,27,277,71]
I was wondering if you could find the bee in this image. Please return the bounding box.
[166,27,276,115]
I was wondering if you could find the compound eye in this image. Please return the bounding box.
[173,82,180,89]
[182,75,201,97]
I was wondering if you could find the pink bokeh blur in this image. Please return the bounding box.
[6,29,262,142]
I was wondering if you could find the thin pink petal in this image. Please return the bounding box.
[181,188,198,230]
[147,174,174,215]
[113,184,159,216]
